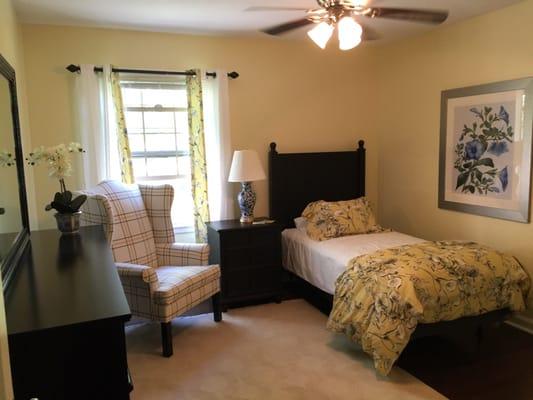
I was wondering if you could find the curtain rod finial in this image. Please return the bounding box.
[228,71,239,79]
[66,64,81,73]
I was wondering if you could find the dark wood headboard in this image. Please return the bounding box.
[268,140,366,228]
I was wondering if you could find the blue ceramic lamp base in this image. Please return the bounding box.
[238,182,256,223]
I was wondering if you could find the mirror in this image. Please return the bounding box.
[0,77,22,245]
[0,54,29,291]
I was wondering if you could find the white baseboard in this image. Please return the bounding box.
[506,312,533,334]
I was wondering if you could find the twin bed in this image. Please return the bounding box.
[283,228,424,295]
[269,141,530,374]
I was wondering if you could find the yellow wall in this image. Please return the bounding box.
[21,24,380,229]
[375,0,533,309]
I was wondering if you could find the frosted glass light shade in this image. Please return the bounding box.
[228,150,266,182]
[338,17,363,51]
[307,22,334,49]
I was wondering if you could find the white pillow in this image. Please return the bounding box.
[294,217,308,234]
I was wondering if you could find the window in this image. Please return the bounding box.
[120,76,193,231]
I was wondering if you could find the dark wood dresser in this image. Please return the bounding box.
[5,226,132,400]
[207,219,282,310]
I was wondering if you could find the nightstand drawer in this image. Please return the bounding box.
[223,246,279,270]
[250,229,278,248]
[223,270,253,298]
[223,265,281,299]
[221,230,251,249]
[207,219,283,308]
[222,248,252,269]
[251,245,280,266]
[249,265,282,294]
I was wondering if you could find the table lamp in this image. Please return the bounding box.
[228,150,266,223]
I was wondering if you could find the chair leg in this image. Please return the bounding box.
[212,292,222,322]
[161,322,173,357]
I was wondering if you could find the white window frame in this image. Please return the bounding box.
[120,78,193,232]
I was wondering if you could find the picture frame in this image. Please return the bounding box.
[438,78,533,223]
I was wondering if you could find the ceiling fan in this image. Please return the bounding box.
[246,1,448,51]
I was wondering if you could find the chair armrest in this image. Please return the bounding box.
[155,243,210,266]
[115,262,159,292]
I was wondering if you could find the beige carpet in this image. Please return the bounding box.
[126,300,445,400]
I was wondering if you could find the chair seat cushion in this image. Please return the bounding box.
[153,265,221,305]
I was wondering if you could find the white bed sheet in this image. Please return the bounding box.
[282,229,425,295]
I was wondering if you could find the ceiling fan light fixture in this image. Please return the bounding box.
[339,33,362,51]
[307,21,334,49]
[337,16,363,51]
[259,2,449,52]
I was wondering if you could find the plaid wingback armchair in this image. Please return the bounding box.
[78,180,221,357]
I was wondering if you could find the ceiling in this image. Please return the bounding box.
[15,0,524,42]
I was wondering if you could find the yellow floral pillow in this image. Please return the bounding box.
[302,197,383,241]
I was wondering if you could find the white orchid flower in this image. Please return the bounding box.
[27,142,85,180]
[0,150,15,167]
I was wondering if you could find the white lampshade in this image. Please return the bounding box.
[307,22,334,49]
[338,17,362,51]
[228,150,266,182]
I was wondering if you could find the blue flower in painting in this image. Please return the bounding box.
[465,140,485,160]
[498,106,510,125]
[499,166,509,191]
[487,141,509,156]
[470,107,483,118]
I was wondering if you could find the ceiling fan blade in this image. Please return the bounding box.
[361,26,380,41]
[245,6,310,12]
[262,18,314,35]
[367,8,448,24]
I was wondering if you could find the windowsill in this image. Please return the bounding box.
[174,226,193,234]
[174,227,195,243]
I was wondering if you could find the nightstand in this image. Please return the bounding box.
[207,219,282,310]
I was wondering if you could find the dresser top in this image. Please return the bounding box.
[5,226,131,335]
[207,219,282,232]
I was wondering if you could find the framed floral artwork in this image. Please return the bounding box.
[439,78,533,222]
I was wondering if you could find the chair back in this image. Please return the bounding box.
[79,180,159,268]
[138,184,176,244]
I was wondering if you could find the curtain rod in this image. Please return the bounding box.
[65,64,239,79]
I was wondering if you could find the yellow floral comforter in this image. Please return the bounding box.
[327,241,530,375]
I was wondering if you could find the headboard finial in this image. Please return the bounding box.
[358,140,365,149]
[269,142,278,154]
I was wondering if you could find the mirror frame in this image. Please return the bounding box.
[0,53,30,293]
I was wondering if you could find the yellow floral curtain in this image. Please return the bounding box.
[109,69,134,184]
[186,70,210,243]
